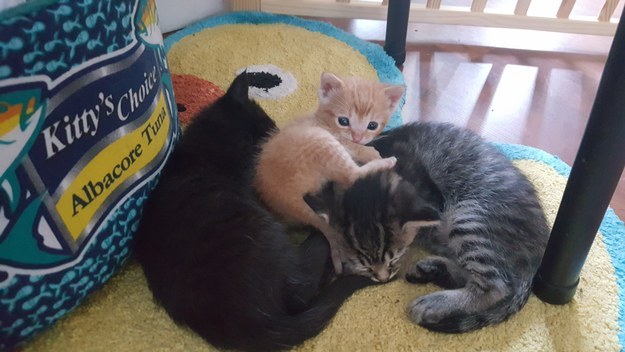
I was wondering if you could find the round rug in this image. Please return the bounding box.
[20,145,625,352]
[164,11,405,128]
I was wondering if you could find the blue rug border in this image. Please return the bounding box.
[496,142,625,349]
[163,11,405,130]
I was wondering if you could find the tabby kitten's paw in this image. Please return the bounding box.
[331,248,343,275]
[406,258,448,283]
[406,256,464,289]
[407,291,464,332]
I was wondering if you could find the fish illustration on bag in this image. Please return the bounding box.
[135,0,161,46]
[0,88,45,213]
[0,85,71,270]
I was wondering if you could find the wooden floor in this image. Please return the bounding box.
[313,17,624,221]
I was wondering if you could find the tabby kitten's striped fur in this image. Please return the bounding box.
[306,122,549,332]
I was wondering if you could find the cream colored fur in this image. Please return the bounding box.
[255,72,405,273]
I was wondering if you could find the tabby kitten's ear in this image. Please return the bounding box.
[383,85,405,111]
[226,71,251,103]
[304,182,339,224]
[318,72,344,103]
[392,180,441,246]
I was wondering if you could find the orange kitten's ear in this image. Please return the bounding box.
[319,72,344,102]
[383,85,405,111]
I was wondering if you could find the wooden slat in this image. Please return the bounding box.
[556,0,576,19]
[229,0,260,11]
[260,1,618,35]
[336,0,351,3]
[599,0,619,21]
[471,0,487,13]
[514,0,531,15]
[426,0,441,10]
[262,0,383,19]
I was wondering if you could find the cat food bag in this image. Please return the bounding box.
[0,0,179,348]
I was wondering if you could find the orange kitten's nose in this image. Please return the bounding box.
[351,133,363,143]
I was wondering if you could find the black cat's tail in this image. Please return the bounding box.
[259,275,374,350]
[194,275,374,352]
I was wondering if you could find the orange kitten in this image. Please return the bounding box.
[255,72,405,274]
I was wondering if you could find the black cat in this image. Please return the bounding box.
[133,73,373,351]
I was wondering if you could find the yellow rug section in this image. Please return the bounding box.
[23,160,621,351]
[166,24,378,128]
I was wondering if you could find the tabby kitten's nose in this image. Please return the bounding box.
[352,133,363,143]
[375,271,390,283]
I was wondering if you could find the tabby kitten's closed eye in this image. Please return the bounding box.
[307,122,549,333]
[304,171,442,282]
[255,72,405,274]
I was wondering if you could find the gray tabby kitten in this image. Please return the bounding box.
[305,122,550,333]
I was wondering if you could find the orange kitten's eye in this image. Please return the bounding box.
[338,117,350,126]
[367,121,379,130]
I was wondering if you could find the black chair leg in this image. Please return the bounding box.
[384,0,410,67]
[533,9,625,304]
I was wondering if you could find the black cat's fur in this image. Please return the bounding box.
[133,73,373,351]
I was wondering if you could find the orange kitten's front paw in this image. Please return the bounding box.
[383,156,397,169]
[359,156,397,177]
[358,146,382,163]
[374,156,396,170]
